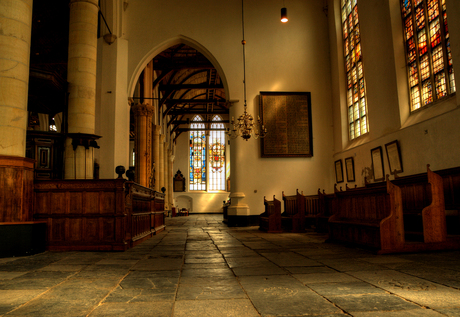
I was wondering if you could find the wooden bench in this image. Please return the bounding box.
[304,192,320,228]
[259,196,282,233]
[369,165,448,243]
[282,190,306,232]
[316,189,337,233]
[436,166,460,235]
[328,177,405,253]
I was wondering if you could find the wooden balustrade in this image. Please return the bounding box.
[33,179,165,251]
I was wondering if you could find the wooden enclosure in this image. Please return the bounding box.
[34,179,165,251]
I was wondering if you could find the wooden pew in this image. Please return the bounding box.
[304,192,320,228]
[328,177,405,253]
[282,190,306,232]
[437,167,460,235]
[259,196,282,233]
[372,165,447,243]
[316,189,337,233]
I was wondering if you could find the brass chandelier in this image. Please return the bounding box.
[227,0,268,141]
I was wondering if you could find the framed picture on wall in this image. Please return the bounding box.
[335,159,344,183]
[385,140,403,175]
[371,146,385,182]
[345,157,355,182]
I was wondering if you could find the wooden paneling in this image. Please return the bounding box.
[33,179,166,251]
[0,156,35,223]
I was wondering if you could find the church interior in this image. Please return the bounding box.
[1,0,460,315]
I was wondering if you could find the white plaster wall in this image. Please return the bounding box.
[122,0,336,214]
[329,0,460,189]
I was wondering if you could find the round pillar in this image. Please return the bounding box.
[132,103,154,187]
[65,0,99,179]
[0,0,33,157]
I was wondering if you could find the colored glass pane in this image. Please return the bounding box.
[416,6,425,30]
[420,55,430,80]
[435,72,447,98]
[411,86,421,111]
[402,0,411,17]
[361,116,367,135]
[428,0,439,21]
[418,29,427,55]
[353,6,359,25]
[449,68,456,94]
[409,62,419,87]
[422,80,433,105]
[405,17,414,40]
[352,67,357,84]
[355,119,361,138]
[407,38,416,63]
[354,103,359,121]
[432,45,444,73]
[360,98,366,116]
[430,18,441,47]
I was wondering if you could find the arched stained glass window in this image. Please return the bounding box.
[209,115,226,191]
[189,116,206,191]
[341,0,369,141]
[400,0,455,112]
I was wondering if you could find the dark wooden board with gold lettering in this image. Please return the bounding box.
[259,92,312,157]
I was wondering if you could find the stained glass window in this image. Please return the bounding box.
[189,116,206,191]
[208,115,226,191]
[400,0,455,112]
[189,115,227,192]
[341,0,368,140]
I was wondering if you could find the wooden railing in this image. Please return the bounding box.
[33,179,165,251]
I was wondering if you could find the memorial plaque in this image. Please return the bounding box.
[259,92,313,157]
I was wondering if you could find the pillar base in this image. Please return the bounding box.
[226,192,259,227]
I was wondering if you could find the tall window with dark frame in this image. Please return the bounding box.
[401,0,455,112]
[208,115,226,191]
[341,0,369,140]
[189,115,227,191]
[189,116,206,191]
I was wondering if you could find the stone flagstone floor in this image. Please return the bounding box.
[1,214,460,316]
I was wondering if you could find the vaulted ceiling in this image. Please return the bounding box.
[148,44,229,142]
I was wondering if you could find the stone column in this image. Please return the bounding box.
[168,151,175,211]
[227,101,251,226]
[164,143,169,210]
[159,134,165,191]
[132,103,154,187]
[65,0,99,179]
[152,125,161,191]
[0,0,34,221]
[0,0,32,157]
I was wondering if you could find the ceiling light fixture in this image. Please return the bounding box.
[227,0,268,141]
[281,1,288,23]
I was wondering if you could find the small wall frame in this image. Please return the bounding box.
[345,157,355,182]
[173,170,186,192]
[385,140,403,175]
[335,159,344,183]
[371,146,385,182]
